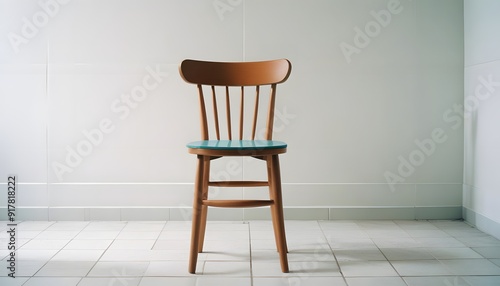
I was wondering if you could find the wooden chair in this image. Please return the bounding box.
[179,59,292,274]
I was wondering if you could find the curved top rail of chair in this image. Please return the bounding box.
[179,59,292,86]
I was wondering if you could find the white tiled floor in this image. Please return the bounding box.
[1,220,500,285]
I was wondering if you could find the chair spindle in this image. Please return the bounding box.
[239,86,244,140]
[197,84,209,140]
[225,86,232,140]
[211,86,220,140]
[265,84,277,140]
[252,86,260,140]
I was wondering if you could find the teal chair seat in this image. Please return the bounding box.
[187,140,287,156]
[187,140,287,150]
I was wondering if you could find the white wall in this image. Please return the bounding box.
[0,0,464,221]
[463,0,500,238]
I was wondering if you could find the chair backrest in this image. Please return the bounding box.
[180,59,292,141]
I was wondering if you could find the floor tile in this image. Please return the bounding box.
[345,277,407,286]
[413,237,466,248]
[288,248,336,262]
[109,239,156,250]
[251,250,280,263]
[380,248,434,260]
[151,239,190,251]
[74,231,121,240]
[87,261,149,277]
[20,239,70,250]
[144,261,200,276]
[250,230,278,240]
[202,222,249,231]
[322,229,369,239]
[202,261,251,276]
[290,261,342,276]
[328,237,378,249]
[338,260,398,277]
[286,230,326,241]
[472,246,500,258]
[356,221,400,230]
[251,262,288,277]
[24,277,82,286]
[100,250,152,262]
[63,239,113,250]
[138,277,196,286]
[45,222,89,231]
[403,276,469,286]
[287,241,330,253]
[17,222,54,231]
[462,276,500,286]
[252,261,341,277]
[158,230,190,240]
[83,222,127,231]
[3,219,500,284]
[390,260,452,276]
[204,250,251,261]
[16,231,43,239]
[152,250,194,261]
[78,277,142,286]
[439,259,500,275]
[0,277,30,286]
[251,239,278,250]
[394,220,439,230]
[204,230,249,241]
[444,228,489,237]
[363,229,410,238]
[35,261,95,277]
[116,231,161,240]
[404,229,450,238]
[253,277,289,286]
[426,247,483,259]
[121,222,166,232]
[456,235,500,247]
[284,221,321,231]
[35,231,80,240]
[163,221,192,231]
[50,250,104,262]
[491,258,500,267]
[196,276,251,286]
[203,239,250,251]
[16,249,59,261]
[334,248,387,261]
[371,237,420,248]
[287,276,347,286]
[318,220,361,231]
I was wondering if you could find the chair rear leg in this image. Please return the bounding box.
[268,154,289,273]
[189,155,205,274]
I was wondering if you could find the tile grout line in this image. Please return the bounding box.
[247,221,254,286]
[317,220,347,284]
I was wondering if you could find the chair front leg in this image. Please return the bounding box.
[197,156,211,252]
[268,154,289,273]
[189,155,205,274]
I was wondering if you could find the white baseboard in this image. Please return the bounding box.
[463,207,500,240]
